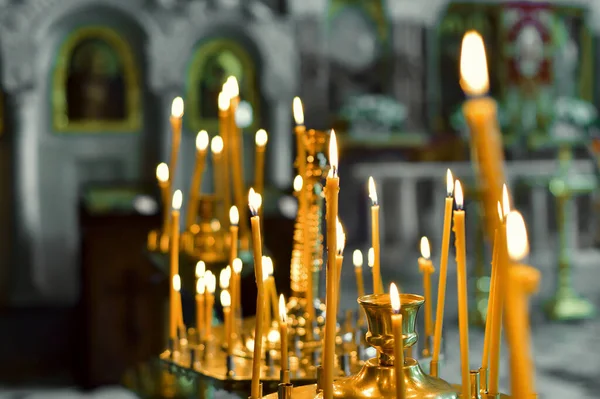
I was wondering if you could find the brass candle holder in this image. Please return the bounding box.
[181,195,229,264]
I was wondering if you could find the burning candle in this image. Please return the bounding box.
[219,89,233,221]
[335,219,346,304]
[221,289,233,355]
[196,261,206,334]
[353,249,365,298]
[460,31,506,242]
[248,187,265,399]
[169,190,183,340]
[431,169,454,376]
[418,237,435,354]
[262,256,274,330]
[368,176,383,294]
[186,130,210,228]
[293,97,306,177]
[505,211,539,399]
[205,271,216,339]
[232,258,243,328]
[229,206,239,323]
[279,294,289,383]
[453,180,470,399]
[264,256,278,329]
[323,129,340,399]
[156,163,171,234]
[168,97,184,192]
[229,78,248,242]
[390,283,406,399]
[173,274,184,333]
[211,136,225,218]
[489,185,511,395]
[254,129,268,197]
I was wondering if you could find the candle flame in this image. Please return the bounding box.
[233,258,243,274]
[293,175,303,192]
[255,129,268,147]
[227,76,239,97]
[353,249,363,268]
[195,261,206,278]
[196,130,209,151]
[459,31,489,96]
[171,97,184,118]
[420,236,431,259]
[173,275,181,292]
[368,176,378,205]
[220,289,231,307]
[156,163,169,183]
[506,211,529,261]
[172,190,183,210]
[279,294,287,324]
[262,256,274,276]
[211,135,224,154]
[218,90,230,111]
[219,267,231,290]
[502,184,510,217]
[446,169,454,197]
[454,180,464,210]
[293,97,304,125]
[262,257,270,281]
[390,283,401,313]
[336,218,346,254]
[328,130,338,177]
[497,201,503,223]
[248,187,261,216]
[229,206,239,226]
[205,271,216,293]
[196,277,205,295]
[368,247,374,268]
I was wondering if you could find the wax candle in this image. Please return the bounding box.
[205,271,216,339]
[156,163,171,234]
[186,130,209,228]
[219,89,233,221]
[211,136,225,219]
[196,261,206,333]
[504,211,539,399]
[173,274,184,332]
[229,206,239,324]
[264,256,279,328]
[460,31,506,242]
[279,294,290,383]
[335,219,346,306]
[390,283,406,399]
[352,249,365,298]
[418,237,435,354]
[221,290,233,354]
[254,129,268,198]
[262,256,274,330]
[232,258,243,327]
[249,187,266,399]
[168,97,184,193]
[323,130,340,399]
[229,78,248,242]
[293,97,306,177]
[368,176,383,294]
[489,185,511,395]
[431,169,454,376]
[453,180,471,399]
[168,191,183,340]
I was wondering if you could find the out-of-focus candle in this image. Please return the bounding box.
[186,130,210,228]
[504,211,539,399]
[254,129,268,198]
[390,283,406,399]
[219,89,233,221]
[196,261,206,334]
[156,163,171,234]
[205,271,216,339]
[221,290,233,354]
[418,237,435,354]
[228,78,248,242]
[293,97,306,177]
[229,206,240,323]
[353,249,365,298]
[279,294,289,383]
[169,191,183,340]
[173,274,184,333]
[232,258,243,334]
[211,136,225,219]
[453,180,470,399]
[169,97,184,193]
[431,169,454,376]
[368,176,383,294]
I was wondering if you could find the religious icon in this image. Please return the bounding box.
[53,27,141,133]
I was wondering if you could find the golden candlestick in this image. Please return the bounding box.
[186,131,209,229]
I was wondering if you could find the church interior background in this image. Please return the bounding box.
[0,0,599,398]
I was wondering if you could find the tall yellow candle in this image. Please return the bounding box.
[205,271,216,339]
[279,294,290,383]
[254,129,268,197]
[431,169,454,376]
[186,131,210,228]
[261,256,274,330]
[335,220,346,309]
[323,130,340,399]
[460,31,506,242]
[368,177,383,294]
[232,258,243,329]
[168,97,184,193]
[489,186,511,395]
[229,207,240,324]
[353,250,365,326]
[156,163,171,234]
[219,90,233,222]
[221,290,233,355]
[249,188,266,399]
[390,283,406,399]
[169,191,183,340]
[173,274,184,332]
[504,211,539,399]
[293,97,307,177]
[264,257,279,327]
[453,180,470,399]
[418,237,435,355]
[195,261,206,333]
[211,136,225,218]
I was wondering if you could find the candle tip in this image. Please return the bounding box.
[454,180,464,209]
[218,90,231,111]
[497,201,503,223]
[196,277,205,295]
[261,257,270,281]
[293,97,304,125]
[446,169,454,197]
[367,247,374,268]
[390,283,401,312]
[328,129,338,176]
[293,175,303,192]
[172,190,183,210]
[226,76,239,97]
[502,184,510,216]
[255,129,268,147]
[171,97,184,118]
[336,218,346,254]
[459,30,489,96]
[248,187,261,216]
[262,256,274,276]
[195,261,206,278]
[232,258,243,274]
[156,163,169,183]
[205,271,216,293]
[219,267,231,290]
[420,237,431,259]
[506,211,529,261]
[229,206,240,226]
[173,274,181,292]
[220,289,231,307]
[211,135,224,154]
[353,249,363,268]
[196,130,209,151]
[279,294,287,323]
[368,176,378,205]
